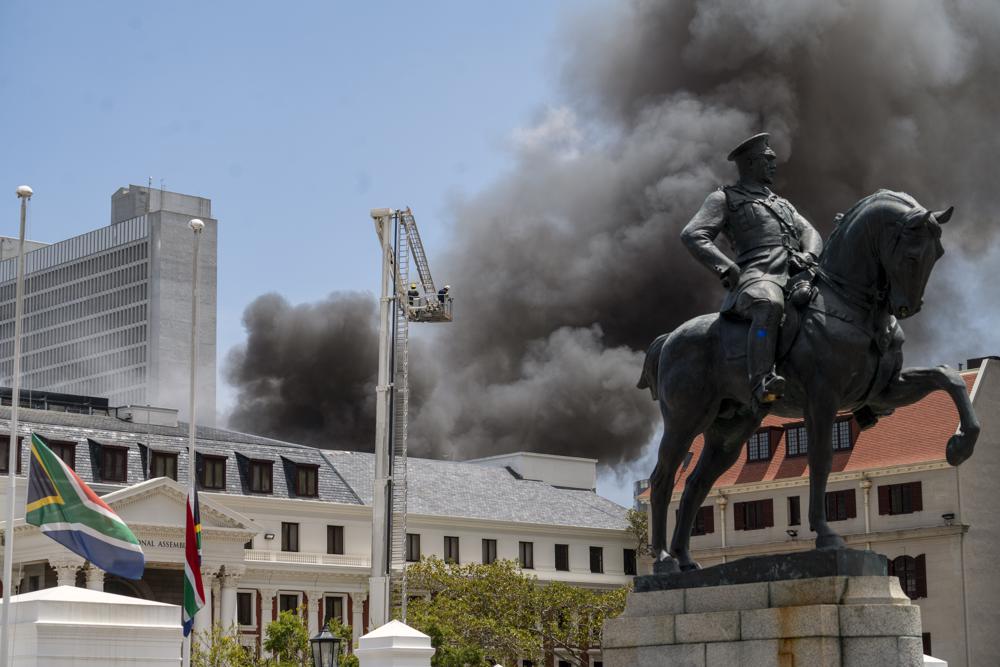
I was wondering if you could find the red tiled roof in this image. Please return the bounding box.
[636,370,976,500]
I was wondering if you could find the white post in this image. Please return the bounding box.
[1,185,33,667]
[369,209,395,628]
[183,219,205,667]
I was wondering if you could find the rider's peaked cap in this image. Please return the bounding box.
[727,132,774,161]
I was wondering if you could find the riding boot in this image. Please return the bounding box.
[747,300,785,405]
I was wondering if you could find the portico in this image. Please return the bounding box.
[4,477,372,650]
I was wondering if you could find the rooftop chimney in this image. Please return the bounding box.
[967,355,1000,370]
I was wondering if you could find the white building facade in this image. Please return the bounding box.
[0,185,217,419]
[0,395,632,660]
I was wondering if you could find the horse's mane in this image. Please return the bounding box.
[824,189,921,255]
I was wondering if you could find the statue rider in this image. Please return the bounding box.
[681,133,823,406]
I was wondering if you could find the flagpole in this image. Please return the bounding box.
[183,218,204,667]
[1,185,33,667]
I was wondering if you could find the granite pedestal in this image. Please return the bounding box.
[603,550,926,667]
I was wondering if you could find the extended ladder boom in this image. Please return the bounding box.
[400,208,436,295]
[368,207,452,631]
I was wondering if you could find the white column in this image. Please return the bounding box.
[49,559,82,587]
[260,587,277,625]
[860,477,873,550]
[193,566,217,638]
[350,592,365,645]
[218,566,244,633]
[85,566,104,591]
[307,590,323,636]
[716,494,728,563]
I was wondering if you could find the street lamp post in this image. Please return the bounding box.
[1,185,33,667]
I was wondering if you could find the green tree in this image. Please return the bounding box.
[405,557,628,667]
[537,582,628,666]
[626,507,650,555]
[192,624,263,667]
[264,609,310,666]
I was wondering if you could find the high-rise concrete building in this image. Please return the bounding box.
[0,185,217,421]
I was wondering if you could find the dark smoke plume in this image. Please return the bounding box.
[225,293,380,449]
[228,0,1000,467]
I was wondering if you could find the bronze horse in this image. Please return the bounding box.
[639,190,979,571]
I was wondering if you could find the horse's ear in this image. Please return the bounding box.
[933,207,954,224]
[908,210,932,228]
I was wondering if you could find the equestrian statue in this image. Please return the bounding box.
[638,132,980,572]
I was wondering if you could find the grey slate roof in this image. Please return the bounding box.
[325,450,628,531]
[0,405,361,504]
[0,405,627,531]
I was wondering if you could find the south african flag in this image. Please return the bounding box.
[182,487,205,636]
[25,433,144,580]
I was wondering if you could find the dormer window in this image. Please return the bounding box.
[786,418,857,457]
[296,464,318,497]
[832,417,858,451]
[747,427,782,462]
[786,424,808,457]
[151,451,178,480]
[48,440,77,469]
[249,460,273,493]
[0,436,21,475]
[200,455,226,490]
[101,446,128,482]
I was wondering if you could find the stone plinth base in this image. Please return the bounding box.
[604,569,925,666]
[3,585,181,666]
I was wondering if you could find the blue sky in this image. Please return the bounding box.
[0,1,640,505]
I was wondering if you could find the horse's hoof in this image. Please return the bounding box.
[679,561,701,572]
[946,431,978,466]
[816,533,847,551]
[653,555,680,575]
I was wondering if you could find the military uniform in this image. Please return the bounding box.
[681,133,822,403]
[688,183,820,316]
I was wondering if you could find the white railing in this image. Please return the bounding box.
[244,549,370,568]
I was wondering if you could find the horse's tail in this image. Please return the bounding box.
[637,333,670,401]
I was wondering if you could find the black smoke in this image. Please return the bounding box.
[227,0,1000,465]
[225,293,381,449]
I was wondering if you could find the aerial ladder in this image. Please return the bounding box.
[368,207,452,630]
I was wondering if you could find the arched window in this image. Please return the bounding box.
[888,555,927,599]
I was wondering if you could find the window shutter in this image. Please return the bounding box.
[762,499,774,528]
[846,489,857,518]
[849,417,861,445]
[915,554,927,598]
[878,485,890,515]
[703,507,715,534]
[910,482,923,512]
[195,452,205,488]
[769,427,782,454]
[733,503,745,531]
[88,439,103,480]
